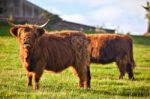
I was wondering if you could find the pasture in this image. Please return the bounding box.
[0,22,150,99]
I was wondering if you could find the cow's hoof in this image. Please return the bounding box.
[119,78,123,80]
[119,76,124,80]
[26,83,32,88]
[33,85,39,90]
[27,83,32,87]
[78,84,84,88]
[129,77,135,81]
[83,81,90,89]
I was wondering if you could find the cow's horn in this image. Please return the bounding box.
[39,19,50,28]
[7,20,17,27]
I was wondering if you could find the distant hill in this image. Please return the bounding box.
[47,20,115,33]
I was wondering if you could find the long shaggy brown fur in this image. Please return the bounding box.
[87,34,135,80]
[9,24,91,89]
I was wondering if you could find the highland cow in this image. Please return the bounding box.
[87,34,135,80]
[8,20,91,90]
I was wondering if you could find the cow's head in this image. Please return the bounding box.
[8,20,49,49]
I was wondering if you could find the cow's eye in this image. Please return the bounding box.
[24,27,30,32]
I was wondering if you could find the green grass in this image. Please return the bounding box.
[0,23,150,99]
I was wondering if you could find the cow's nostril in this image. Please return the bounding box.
[24,42,28,44]
[24,40,30,45]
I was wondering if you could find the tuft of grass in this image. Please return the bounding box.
[0,23,150,98]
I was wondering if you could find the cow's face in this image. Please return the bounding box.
[10,25,45,49]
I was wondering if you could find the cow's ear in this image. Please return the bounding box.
[10,27,18,37]
[37,28,45,36]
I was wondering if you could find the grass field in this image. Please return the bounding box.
[0,23,150,99]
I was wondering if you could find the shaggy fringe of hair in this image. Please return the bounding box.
[71,36,90,67]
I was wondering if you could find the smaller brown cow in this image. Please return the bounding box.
[8,20,91,89]
[87,34,135,80]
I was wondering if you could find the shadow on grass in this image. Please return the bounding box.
[134,77,150,81]
[132,35,150,46]
[0,22,11,37]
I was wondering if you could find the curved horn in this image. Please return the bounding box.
[39,19,50,28]
[7,19,17,27]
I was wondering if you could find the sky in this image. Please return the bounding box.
[29,0,149,35]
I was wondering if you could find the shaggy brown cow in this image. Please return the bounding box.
[8,21,91,90]
[87,34,135,80]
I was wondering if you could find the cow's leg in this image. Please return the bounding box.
[26,71,32,86]
[126,63,134,80]
[33,66,43,90]
[72,67,83,87]
[86,65,91,88]
[116,60,126,80]
[74,65,90,88]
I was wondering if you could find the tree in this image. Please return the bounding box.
[143,2,150,34]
